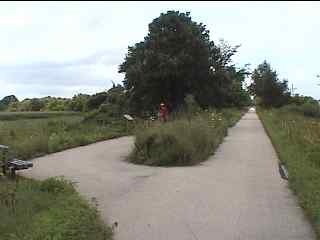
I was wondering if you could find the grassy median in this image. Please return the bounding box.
[129,108,244,166]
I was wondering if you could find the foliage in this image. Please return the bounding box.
[300,102,320,117]
[250,60,290,107]
[290,94,318,106]
[86,92,109,111]
[0,114,129,160]
[207,40,251,107]
[2,84,128,114]
[258,108,320,239]
[280,94,320,118]
[183,94,201,117]
[119,11,250,114]
[6,97,72,112]
[0,111,81,121]
[129,108,243,166]
[0,177,112,240]
[69,94,90,112]
[0,95,19,111]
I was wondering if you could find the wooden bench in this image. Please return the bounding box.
[0,145,33,177]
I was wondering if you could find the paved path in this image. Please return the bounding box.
[22,111,315,240]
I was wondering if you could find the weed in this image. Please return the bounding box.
[129,108,243,166]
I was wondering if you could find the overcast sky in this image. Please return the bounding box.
[1,1,320,100]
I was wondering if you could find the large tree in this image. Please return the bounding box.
[119,11,211,113]
[119,11,248,114]
[250,61,290,107]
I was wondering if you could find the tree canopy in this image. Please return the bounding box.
[250,61,290,107]
[119,11,250,114]
[0,95,19,111]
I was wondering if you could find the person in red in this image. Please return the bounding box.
[159,102,169,122]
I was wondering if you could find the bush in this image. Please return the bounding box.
[279,104,301,113]
[184,94,201,114]
[48,132,72,153]
[280,102,320,118]
[40,177,75,194]
[300,102,320,118]
[129,109,241,166]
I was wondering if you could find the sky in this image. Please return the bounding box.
[1,1,320,101]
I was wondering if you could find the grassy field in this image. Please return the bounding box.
[0,112,128,160]
[130,108,244,166]
[258,108,320,239]
[0,111,81,121]
[0,177,112,240]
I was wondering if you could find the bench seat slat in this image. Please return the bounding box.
[8,159,33,169]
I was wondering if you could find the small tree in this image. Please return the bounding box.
[0,95,19,111]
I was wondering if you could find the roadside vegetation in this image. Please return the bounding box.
[250,60,320,238]
[258,107,320,239]
[0,111,80,121]
[0,177,112,240]
[0,114,128,160]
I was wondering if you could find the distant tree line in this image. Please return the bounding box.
[0,84,128,115]
[249,60,319,109]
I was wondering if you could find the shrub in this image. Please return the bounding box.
[184,94,201,114]
[40,177,75,194]
[279,104,301,113]
[48,132,72,153]
[280,102,320,118]
[300,102,320,118]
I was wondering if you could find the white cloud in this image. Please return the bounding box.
[0,13,31,26]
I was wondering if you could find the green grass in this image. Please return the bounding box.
[258,107,320,239]
[0,177,112,240]
[129,108,243,166]
[0,111,81,121]
[0,114,129,160]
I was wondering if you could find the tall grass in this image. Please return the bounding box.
[258,108,320,239]
[0,115,128,160]
[129,108,243,166]
[0,111,81,121]
[0,177,112,240]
